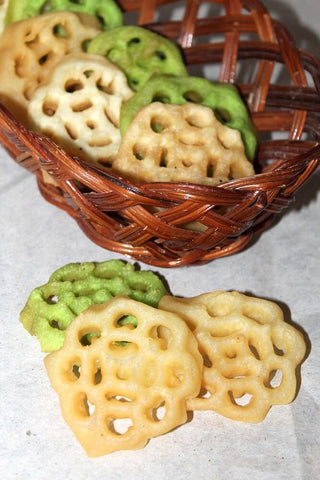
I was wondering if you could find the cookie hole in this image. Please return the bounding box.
[86,120,96,129]
[206,301,234,318]
[150,114,170,132]
[83,69,94,78]
[46,294,59,304]
[227,374,248,382]
[65,124,78,140]
[186,113,210,128]
[14,57,27,78]
[215,108,231,124]
[273,344,284,356]
[160,152,168,167]
[183,91,203,103]
[106,394,133,402]
[97,78,115,95]
[82,39,91,52]
[264,369,283,389]
[207,164,214,178]
[249,343,260,360]
[128,37,141,48]
[49,319,61,330]
[110,341,138,354]
[42,99,58,116]
[38,53,51,65]
[202,353,213,368]
[151,121,165,133]
[23,86,34,101]
[133,144,147,160]
[209,325,236,339]
[182,159,192,168]
[154,50,167,61]
[65,79,84,93]
[116,315,138,329]
[229,391,253,406]
[88,136,112,147]
[242,305,269,325]
[108,417,133,435]
[152,93,171,104]
[72,364,81,379]
[129,78,140,89]
[199,387,212,399]
[75,393,95,417]
[96,14,108,28]
[79,330,101,346]
[93,365,102,385]
[179,134,204,147]
[71,99,93,112]
[84,395,96,416]
[225,350,237,359]
[104,108,119,128]
[150,401,166,421]
[149,325,172,350]
[40,1,53,13]
[53,24,68,38]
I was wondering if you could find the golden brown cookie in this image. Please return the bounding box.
[44,296,203,456]
[0,11,101,123]
[113,102,255,185]
[159,291,306,423]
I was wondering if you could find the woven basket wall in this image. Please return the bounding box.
[0,0,319,267]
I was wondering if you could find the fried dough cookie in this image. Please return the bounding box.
[20,260,167,352]
[88,25,187,91]
[0,11,101,123]
[28,53,133,167]
[44,297,203,456]
[159,291,306,423]
[4,0,123,30]
[120,74,257,161]
[113,102,255,185]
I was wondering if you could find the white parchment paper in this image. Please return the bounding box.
[0,1,319,479]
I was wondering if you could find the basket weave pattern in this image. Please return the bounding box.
[0,0,319,267]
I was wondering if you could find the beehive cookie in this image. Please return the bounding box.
[88,25,188,91]
[44,297,203,456]
[28,53,134,167]
[20,260,167,352]
[0,11,101,123]
[159,291,306,422]
[4,0,123,30]
[113,102,255,185]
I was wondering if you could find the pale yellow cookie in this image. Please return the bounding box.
[0,11,101,124]
[28,53,134,167]
[159,291,306,423]
[113,102,255,185]
[44,296,202,456]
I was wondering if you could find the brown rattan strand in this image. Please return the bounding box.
[0,0,319,267]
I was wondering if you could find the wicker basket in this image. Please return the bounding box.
[1,0,319,267]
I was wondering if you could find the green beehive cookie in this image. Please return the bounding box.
[20,260,168,352]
